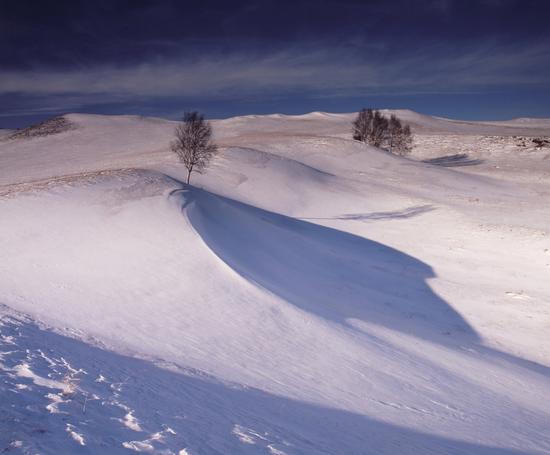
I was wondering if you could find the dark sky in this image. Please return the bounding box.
[2,0,550,127]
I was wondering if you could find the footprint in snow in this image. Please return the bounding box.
[505,291,531,300]
[66,423,86,446]
[232,424,290,455]
[122,426,177,453]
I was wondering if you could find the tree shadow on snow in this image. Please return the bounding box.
[302,204,435,222]
[0,314,546,455]
[422,154,484,167]
[170,186,550,377]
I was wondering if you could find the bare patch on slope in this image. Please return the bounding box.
[7,116,77,140]
[0,169,176,199]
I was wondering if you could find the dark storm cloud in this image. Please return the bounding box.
[3,0,547,67]
[1,0,549,126]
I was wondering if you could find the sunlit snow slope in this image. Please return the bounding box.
[1,111,549,454]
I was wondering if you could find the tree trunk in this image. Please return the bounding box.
[186,168,192,184]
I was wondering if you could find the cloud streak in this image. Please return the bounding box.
[2,42,548,103]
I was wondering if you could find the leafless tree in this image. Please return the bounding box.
[353,108,388,147]
[353,109,413,155]
[369,110,389,147]
[352,108,373,142]
[171,111,218,184]
[393,124,413,156]
[386,114,401,153]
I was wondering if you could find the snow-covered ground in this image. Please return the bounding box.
[0,111,549,454]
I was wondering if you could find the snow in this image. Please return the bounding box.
[0,111,549,453]
[8,363,71,392]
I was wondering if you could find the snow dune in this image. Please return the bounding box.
[183,187,477,344]
[1,111,550,453]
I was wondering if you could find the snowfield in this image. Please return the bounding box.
[1,111,549,454]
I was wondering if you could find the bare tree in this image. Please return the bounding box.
[369,110,389,147]
[387,114,402,154]
[171,111,218,184]
[352,108,413,155]
[352,108,373,142]
[393,124,413,156]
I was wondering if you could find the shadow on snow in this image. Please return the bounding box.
[302,204,435,222]
[422,154,484,167]
[171,186,550,378]
[172,187,476,346]
[0,314,546,455]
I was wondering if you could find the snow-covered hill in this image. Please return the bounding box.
[1,111,549,454]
